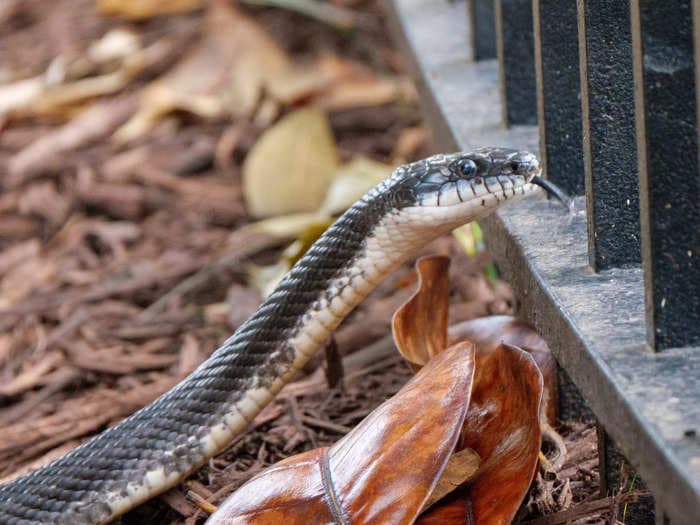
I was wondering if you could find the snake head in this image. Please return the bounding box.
[380,148,542,228]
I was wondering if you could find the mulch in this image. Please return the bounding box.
[0,1,629,523]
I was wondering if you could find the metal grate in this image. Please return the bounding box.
[388,0,700,523]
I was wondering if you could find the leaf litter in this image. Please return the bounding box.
[0,1,633,523]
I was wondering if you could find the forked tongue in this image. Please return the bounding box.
[531,176,573,210]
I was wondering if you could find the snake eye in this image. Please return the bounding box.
[457,158,477,177]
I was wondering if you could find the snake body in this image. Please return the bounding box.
[0,148,541,524]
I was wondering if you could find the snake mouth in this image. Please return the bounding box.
[416,173,536,207]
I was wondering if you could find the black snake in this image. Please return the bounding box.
[0,148,547,524]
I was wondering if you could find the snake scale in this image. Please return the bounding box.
[0,148,545,524]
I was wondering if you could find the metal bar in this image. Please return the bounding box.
[495,0,537,125]
[468,0,497,61]
[532,0,584,195]
[631,0,700,351]
[577,0,641,270]
[385,1,700,522]
[598,428,656,524]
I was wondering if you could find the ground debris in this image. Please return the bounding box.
[1,1,604,523]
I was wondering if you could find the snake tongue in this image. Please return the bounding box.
[530,176,573,210]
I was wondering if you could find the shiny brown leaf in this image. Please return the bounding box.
[206,341,476,525]
[449,315,557,425]
[459,343,543,525]
[416,344,544,525]
[392,255,450,368]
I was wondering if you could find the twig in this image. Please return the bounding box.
[241,0,360,30]
[186,490,218,514]
[324,337,344,389]
[301,415,351,434]
[519,491,651,525]
[137,231,281,321]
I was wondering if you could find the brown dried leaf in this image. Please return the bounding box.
[449,315,557,425]
[416,345,544,525]
[416,494,469,525]
[268,54,412,112]
[206,341,477,525]
[459,343,543,524]
[8,96,136,181]
[392,255,450,368]
[116,0,290,141]
[317,75,416,112]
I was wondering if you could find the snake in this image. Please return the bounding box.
[0,147,547,525]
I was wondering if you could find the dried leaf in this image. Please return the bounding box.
[243,108,339,217]
[317,75,416,112]
[319,157,393,216]
[449,316,565,474]
[243,213,324,240]
[97,0,203,19]
[416,494,469,525]
[206,342,477,525]
[8,96,135,181]
[458,343,543,525]
[392,255,450,368]
[243,156,390,239]
[423,448,480,510]
[267,53,414,112]
[116,0,290,141]
[392,257,548,524]
[448,315,557,425]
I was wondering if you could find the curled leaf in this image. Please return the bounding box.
[459,343,543,525]
[449,315,558,425]
[207,342,476,525]
[392,255,450,368]
[448,317,566,472]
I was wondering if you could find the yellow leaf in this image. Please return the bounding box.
[98,0,203,19]
[243,108,339,217]
[320,157,394,216]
